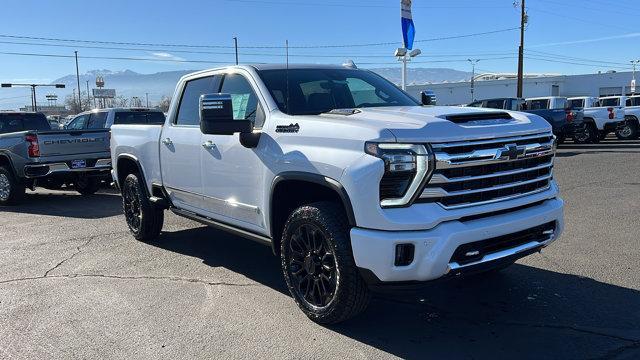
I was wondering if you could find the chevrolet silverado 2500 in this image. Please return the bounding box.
[0,111,111,205]
[568,96,625,142]
[111,64,564,324]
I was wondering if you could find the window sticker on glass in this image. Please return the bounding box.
[231,93,250,119]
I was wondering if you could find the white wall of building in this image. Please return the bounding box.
[407,71,635,105]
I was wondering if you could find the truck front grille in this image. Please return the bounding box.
[418,132,555,209]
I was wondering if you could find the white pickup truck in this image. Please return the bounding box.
[111,64,564,324]
[599,95,640,140]
[568,96,625,142]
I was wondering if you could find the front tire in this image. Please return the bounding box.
[122,173,163,242]
[281,202,370,324]
[0,165,25,206]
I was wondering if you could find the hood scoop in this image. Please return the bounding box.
[442,112,513,124]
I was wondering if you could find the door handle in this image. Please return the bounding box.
[202,140,216,149]
[162,138,173,146]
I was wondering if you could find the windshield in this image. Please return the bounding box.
[257,68,419,115]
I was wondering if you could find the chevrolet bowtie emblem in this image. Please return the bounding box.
[498,143,526,160]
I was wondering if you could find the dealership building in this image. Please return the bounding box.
[406,71,636,106]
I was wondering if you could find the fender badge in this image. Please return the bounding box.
[276,123,300,133]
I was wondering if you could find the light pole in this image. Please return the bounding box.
[75,51,81,110]
[468,59,480,102]
[1,83,65,112]
[146,92,149,107]
[395,48,421,91]
[631,60,639,95]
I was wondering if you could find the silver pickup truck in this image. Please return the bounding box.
[0,112,111,205]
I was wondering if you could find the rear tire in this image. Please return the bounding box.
[122,173,163,242]
[616,119,639,140]
[574,123,596,144]
[0,165,25,206]
[75,176,100,195]
[281,202,370,324]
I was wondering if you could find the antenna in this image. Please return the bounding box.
[285,39,290,115]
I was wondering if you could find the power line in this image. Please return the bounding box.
[526,49,630,66]
[0,40,516,58]
[0,27,520,50]
[0,51,231,64]
[0,50,516,66]
[524,55,631,71]
[224,0,509,9]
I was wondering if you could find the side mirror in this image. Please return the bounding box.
[199,93,252,135]
[420,91,436,106]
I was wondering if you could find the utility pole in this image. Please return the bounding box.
[631,60,639,95]
[31,85,37,112]
[468,59,480,102]
[516,0,526,99]
[146,92,149,107]
[75,51,82,111]
[85,80,91,110]
[233,37,239,65]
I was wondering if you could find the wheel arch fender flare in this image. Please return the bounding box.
[116,154,150,197]
[270,171,357,229]
[0,152,17,175]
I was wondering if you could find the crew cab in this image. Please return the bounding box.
[467,97,523,111]
[599,95,640,140]
[0,111,110,205]
[567,96,625,142]
[111,64,564,324]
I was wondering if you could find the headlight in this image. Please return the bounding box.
[365,142,434,207]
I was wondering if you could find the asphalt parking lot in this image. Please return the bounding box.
[1,138,639,360]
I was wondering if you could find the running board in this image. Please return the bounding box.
[171,208,272,247]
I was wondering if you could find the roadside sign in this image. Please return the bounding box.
[93,88,116,98]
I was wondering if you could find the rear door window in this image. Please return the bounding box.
[527,99,550,110]
[114,111,166,125]
[67,114,89,130]
[569,99,584,109]
[87,112,108,129]
[600,98,620,107]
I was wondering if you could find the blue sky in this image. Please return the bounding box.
[0,0,638,107]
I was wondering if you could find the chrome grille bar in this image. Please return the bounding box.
[421,173,552,198]
[419,132,556,209]
[429,161,553,184]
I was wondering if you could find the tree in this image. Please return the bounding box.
[158,96,171,112]
[64,91,92,114]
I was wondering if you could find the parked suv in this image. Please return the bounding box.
[111,64,564,324]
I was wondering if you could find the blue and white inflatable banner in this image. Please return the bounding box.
[401,0,415,50]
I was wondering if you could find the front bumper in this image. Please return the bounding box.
[23,159,112,178]
[350,197,564,283]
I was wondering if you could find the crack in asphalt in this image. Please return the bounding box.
[43,236,97,277]
[0,273,257,288]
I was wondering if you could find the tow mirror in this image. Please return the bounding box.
[199,93,252,135]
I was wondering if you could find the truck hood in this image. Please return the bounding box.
[318,106,552,143]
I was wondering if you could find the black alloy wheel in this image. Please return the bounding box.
[286,223,337,308]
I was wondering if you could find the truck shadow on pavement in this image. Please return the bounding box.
[153,226,640,359]
[1,190,123,219]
